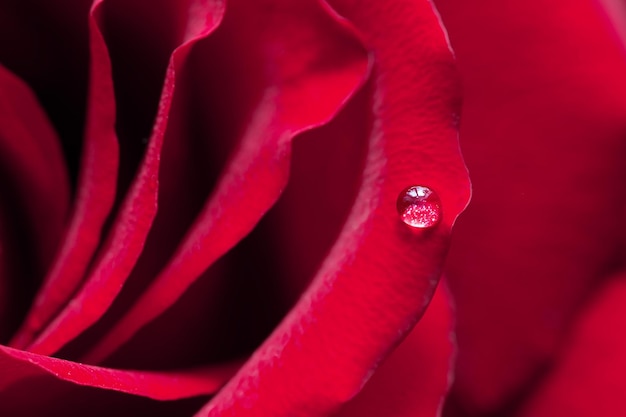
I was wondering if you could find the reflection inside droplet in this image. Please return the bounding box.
[396,185,441,229]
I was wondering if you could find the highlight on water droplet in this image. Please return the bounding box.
[396,185,441,229]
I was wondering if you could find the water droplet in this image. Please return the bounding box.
[396,185,441,229]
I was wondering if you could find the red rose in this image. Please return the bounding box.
[0,0,468,416]
[436,0,626,416]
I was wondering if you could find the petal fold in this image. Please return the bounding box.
[26,0,226,356]
[336,283,455,417]
[82,0,370,365]
[11,0,120,349]
[193,0,469,415]
[0,345,238,401]
[0,66,70,339]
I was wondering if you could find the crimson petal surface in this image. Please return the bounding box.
[193,0,470,415]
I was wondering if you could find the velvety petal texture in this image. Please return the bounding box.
[0,0,470,415]
[515,276,626,417]
[0,345,238,400]
[25,0,226,358]
[81,0,371,365]
[336,283,455,417]
[193,0,469,415]
[11,0,122,351]
[0,0,240,407]
[435,0,626,414]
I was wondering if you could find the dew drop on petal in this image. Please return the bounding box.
[396,185,441,229]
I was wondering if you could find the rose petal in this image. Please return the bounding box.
[26,0,226,356]
[434,0,626,412]
[0,66,70,339]
[516,277,626,417]
[81,0,370,365]
[335,283,455,417]
[10,0,120,349]
[0,344,238,401]
[98,0,213,193]
[84,77,371,370]
[192,0,469,415]
[1,390,207,417]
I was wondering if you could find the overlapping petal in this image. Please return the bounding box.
[81,0,370,365]
[0,0,471,415]
[25,0,226,357]
[434,0,626,413]
[0,344,238,400]
[193,0,469,415]
[0,66,70,340]
[10,0,121,350]
[0,0,92,347]
[336,284,455,417]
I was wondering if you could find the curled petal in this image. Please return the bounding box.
[0,345,239,401]
[0,66,70,339]
[26,0,226,356]
[82,0,370,365]
[336,283,455,417]
[11,0,120,349]
[193,0,469,415]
